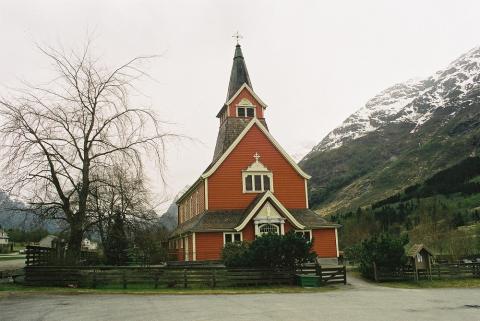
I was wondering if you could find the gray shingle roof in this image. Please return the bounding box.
[406,244,434,257]
[170,205,339,238]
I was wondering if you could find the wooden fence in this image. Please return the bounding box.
[26,245,99,267]
[26,246,56,266]
[24,263,347,288]
[373,262,480,282]
[25,266,295,288]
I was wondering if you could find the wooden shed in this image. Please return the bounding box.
[406,244,434,280]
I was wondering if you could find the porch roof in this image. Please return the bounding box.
[169,207,339,238]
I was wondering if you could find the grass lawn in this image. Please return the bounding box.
[0,256,25,261]
[0,283,337,296]
[379,278,480,289]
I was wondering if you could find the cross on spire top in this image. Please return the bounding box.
[232,31,243,45]
[253,152,261,162]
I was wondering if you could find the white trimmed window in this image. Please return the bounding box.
[259,223,279,235]
[237,106,255,118]
[242,153,274,193]
[243,174,273,192]
[236,98,256,118]
[224,232,242,244]
[196,191,199,214]
[295,230,312,241]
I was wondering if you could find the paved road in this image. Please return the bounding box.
[0,276,479,321]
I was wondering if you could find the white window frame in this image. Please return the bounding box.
[236,106,256,118]
[223,232,243,245]
[242,172,274,193]
[189,196,193,219]
[196,191,199,214]
[258,223,280,235]
[295,230,312,241]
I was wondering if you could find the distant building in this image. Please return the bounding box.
[81,238,98,251]
[0,229,9,245]
[38,235,58,248]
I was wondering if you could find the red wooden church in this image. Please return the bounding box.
[168,43,340,264]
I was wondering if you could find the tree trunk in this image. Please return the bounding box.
[66,224,84,264]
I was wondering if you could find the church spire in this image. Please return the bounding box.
[227,44,252,100]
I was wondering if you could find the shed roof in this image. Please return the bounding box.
[406,244,434,257]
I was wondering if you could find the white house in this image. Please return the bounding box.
[0,229,9,245]
[81,238,98,251]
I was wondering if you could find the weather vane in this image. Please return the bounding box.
[232,31,243,45]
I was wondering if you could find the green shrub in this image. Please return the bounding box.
[357,233,408,279]
[221,232,316,269]
[222,241,250,267]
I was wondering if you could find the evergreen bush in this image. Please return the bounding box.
[357,233,408,279]
[221,232,316,269]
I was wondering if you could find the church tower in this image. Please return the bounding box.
[213,44,268,161]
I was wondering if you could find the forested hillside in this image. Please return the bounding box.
[331,157,480,257]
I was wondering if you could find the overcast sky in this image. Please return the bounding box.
[1,0,479,211]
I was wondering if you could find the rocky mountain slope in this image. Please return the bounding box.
[301,46,480,215]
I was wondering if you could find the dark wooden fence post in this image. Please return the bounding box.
[122,271,127,289]
[183,269,187,288]
[154,274,159,289]
[318,265,323,283]
[212,269,216,288]
[373,262,378,282]
[343,266,347,285]
[92,270,97,289]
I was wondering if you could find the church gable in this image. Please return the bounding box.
[206,120,309,210]
[235,191,305,234]
[226,85,266,119]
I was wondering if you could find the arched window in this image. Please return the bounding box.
[259,224,279,235]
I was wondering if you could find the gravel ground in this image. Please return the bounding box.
[0,275,479,321]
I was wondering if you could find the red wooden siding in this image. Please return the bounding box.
[283,221,293,233]
[178,181,205,225]
[227,87,264,119]
[208,124,307,210]
[195,232,224,261]
[241,221,255,241]
[312,228,338,258]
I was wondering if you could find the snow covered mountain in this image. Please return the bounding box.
[307,47,480,155]
[300,46,480,215]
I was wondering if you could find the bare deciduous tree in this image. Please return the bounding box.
[90,163,157,264]
[0,43,172,261]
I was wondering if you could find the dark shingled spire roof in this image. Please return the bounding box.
[227,44,252,100]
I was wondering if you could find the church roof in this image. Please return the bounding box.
[227,44,252,101]
[170,201,339,237]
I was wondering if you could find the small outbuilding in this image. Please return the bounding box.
[406,244,434,280]
[38,235,58,248]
